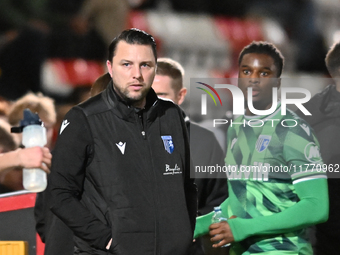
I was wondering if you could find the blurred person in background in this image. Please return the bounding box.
[46,0,107,60]
[7,92,57,149]
[134,0,327,74]
[0,92,56,192]
[245,0,327,73]
[0,95,13,119]
[0,119,21,193]
[71,0,130,48]
[0,0,108,101]
[0,119,51,193]
[0,0,47,100]
[152,58,228,255]
[0,147,51,175]
[90,72,112,97]
[296,40,340,254]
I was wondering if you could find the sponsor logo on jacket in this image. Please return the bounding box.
[163,164,182,175]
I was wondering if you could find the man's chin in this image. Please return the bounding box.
[125,92,149,107]
[127,93,145,102]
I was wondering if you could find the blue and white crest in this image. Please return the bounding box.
[161,135,174,154]
[256,135,271,152]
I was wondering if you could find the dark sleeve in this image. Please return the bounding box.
[34,192,47,242]
[202,134,228,214]
[49,107,111,250]
[189,123,228,215]
[179,109,198,233]
[35,178,74,254]
[197,134,228,215]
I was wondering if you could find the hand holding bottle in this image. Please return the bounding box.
[16,147,51,173]
[11,109,49,192]
[210,207,236,248]
[0,147,51,173]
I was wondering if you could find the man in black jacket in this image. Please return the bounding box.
[48,28,197,255]
[152,58,228,255]
[296,41,340,254]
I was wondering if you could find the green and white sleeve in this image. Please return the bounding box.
[194,198,229,238]
[228,178,329,242]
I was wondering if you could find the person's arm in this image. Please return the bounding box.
[49,107,111,250]
[0,147,51,173]
[210,178,328,246]
[194,198,229,238]
[210,121,329,246]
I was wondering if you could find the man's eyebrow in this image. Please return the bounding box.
[240,65,273,71]
[261,67,277,73]
[141,60,155,64]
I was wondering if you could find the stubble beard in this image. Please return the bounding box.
[114,85,150,107]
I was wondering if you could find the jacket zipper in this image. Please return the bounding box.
[136,111,159,254]
[137,111,146,139]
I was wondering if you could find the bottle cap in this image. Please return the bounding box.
[11,108,42,133]
[214,206,221,212]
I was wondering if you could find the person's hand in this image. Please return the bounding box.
[16,147,52,173]
[209,215,237,248]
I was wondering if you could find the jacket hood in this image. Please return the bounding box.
[319,84,340,117]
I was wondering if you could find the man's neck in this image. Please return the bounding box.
[245,102,274,116]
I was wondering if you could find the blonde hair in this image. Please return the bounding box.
[8,92,56,126]
[156,58,185,93]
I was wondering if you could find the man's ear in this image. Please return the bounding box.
[177,88,187,106]
[106,61,113,77]
[277,78,281,89]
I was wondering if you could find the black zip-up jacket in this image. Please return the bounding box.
[296,84,340,254]
[182,113,228,216]
[49,83,197,255]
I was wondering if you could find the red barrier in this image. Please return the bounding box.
[0,191,45,255]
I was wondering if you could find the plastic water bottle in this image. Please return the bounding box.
[212,206,231,247]
[12,109,47,192]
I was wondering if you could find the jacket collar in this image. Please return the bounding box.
[103,81,159,122]
[319,84,340,117]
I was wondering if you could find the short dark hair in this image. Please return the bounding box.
[108,28,157,62]
[238,41,284,77]
[325,41,340,77]
[156,58,184,93]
